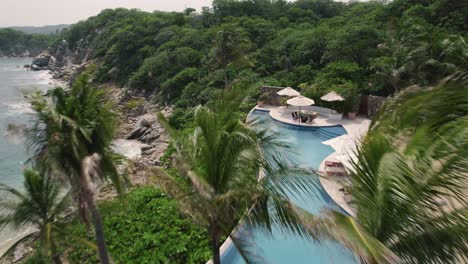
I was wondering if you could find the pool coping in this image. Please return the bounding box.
[255,106,346,128]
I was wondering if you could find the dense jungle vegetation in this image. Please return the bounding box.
[0,28,57,55]
[51,0,466,126]
[1,1,467,263]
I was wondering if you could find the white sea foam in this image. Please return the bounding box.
[0,57,55,256]
[5,102,34,115]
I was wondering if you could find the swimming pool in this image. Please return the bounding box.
[220,110,357,264]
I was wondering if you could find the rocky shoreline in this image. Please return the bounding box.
[6,43,173,263]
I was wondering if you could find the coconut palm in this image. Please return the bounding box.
[0,169,71,264]
[156,85,318,264]
[27,72,124,264]
[373,18,467,94]
[307,72,468,263]
[208,25,255,88]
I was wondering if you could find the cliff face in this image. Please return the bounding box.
[31,38,93,82]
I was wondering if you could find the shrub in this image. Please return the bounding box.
[65,187,210,264]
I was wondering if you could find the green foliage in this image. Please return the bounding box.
[168,107,195,130]
[0,28,56,55]
[157,86,319,263]
[309,72,468,263]
[28,72,123,194]
[28,71,125,263]
[160,67,199,100]
[122,98,145,112]
[45,0,466,119]
[65,187,211,264]
[0,169,71,262]
[314,61,364,90]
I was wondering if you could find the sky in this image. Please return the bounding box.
[0,0,213,27]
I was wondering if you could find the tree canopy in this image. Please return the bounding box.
[42,0,465,113]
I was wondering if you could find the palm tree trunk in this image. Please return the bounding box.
[50,239,62,264]
[52,254,63,264]
[224,66,228,89]
[80,154,111,264]
[210,223,221,264]
[88,198,111,264]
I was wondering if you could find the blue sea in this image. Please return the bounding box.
[0,57,56,255]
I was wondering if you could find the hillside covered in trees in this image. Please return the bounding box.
[1,1,467,263]
[46,0,466,113]
[0,28,57,57]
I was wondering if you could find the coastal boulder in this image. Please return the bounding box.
[32,52,51,67]
[138,114,157,128]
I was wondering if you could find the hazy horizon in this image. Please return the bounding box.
[1,0,365,28]
[0,0,213,27]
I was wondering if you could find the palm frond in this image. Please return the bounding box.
[302,209,398,264]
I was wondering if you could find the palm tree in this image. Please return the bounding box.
[307,72,468,263]
[0,169,71,264]
[27,72,124,264]
[374,18,468,94]
[156,86,318,264]
[208,24,254,88]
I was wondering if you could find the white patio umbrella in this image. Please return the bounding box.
[323,134,360,172]
[287,96,315,120]
[287,95,315,107]
[277,87,300,96]
[321,91,345,115]
[320,91,345,101]
[322,135,357,155]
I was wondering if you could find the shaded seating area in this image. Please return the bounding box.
[291,111,318,124]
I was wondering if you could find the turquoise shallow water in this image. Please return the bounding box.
[0,57,54,253]
[222,110,357,264]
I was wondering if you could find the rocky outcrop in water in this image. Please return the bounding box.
[30,52,51,70]
[30,38,93,82]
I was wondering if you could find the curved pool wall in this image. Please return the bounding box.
[220,110,357,264]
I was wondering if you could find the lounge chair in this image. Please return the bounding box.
[324,161,347,177]
[291,112,299,121]
[306,116,315,124]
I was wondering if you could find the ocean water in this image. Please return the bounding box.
[0,57,55,256]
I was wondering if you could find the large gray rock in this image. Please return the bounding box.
[127,127,148,140]
[139,114,157,128]
[30,64,40,71]
[31,52,51,67]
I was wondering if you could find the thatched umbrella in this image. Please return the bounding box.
[320,91,345,102]
[321,91,345,115]
[277,87,300,97]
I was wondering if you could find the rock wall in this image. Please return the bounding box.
[30,38,93,82]
[259,86,287,106]
[359,95,386,117]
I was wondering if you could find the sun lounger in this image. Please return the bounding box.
[324,161,347,176]
[325,161,344,167]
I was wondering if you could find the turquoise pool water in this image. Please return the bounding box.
[221,110,357,264]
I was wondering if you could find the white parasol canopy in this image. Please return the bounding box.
[323,134,360,172]
[322,135,357,155]
[321,91,345,102]
[277,87,300,97]
[287,95,315,107]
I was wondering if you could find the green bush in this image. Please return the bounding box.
[168,107,195,130]
[65,187,210,264]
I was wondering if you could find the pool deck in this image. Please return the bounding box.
[255,105,371,216]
